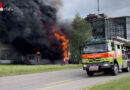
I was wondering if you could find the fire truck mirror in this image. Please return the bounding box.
[111,42,114,50]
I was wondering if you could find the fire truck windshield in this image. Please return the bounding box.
[83,43,107,54]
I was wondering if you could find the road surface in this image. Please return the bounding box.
[0,69,130,90]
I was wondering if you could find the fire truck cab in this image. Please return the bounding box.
[82,37,130,76]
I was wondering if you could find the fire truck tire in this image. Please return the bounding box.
[111,63,119,76]
[86,70,94,76]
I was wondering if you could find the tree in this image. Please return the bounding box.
[68,15,92,64]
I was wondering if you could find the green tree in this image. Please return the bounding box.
[68,15,92,64]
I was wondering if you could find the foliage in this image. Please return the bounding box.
[68,15,92,64]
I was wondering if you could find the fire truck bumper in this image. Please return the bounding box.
[83,62,112,71]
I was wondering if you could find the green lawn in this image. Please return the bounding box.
[83,75,130,90]
[0,64,81,76]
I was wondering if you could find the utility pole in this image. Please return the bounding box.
[97,0,100,14]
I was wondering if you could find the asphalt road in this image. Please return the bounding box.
[0,69,130,90]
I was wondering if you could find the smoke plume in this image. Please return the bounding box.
[0,0,64,60]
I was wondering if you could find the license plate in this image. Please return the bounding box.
[89,66,99,71]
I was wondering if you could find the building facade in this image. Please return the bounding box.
[85,14,130,40]
[0,43,51,64]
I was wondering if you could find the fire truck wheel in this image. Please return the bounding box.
[126,66,130,72]
[111,63,119,76]
[86,70,94,76]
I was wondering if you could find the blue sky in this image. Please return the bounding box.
[61,0,130,20]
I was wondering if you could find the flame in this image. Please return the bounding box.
[52,25,69,61]
[36,51,41,55]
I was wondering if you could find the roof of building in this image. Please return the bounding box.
[85,14,130,22]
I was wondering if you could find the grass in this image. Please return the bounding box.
[0,64,81,77]
[83,75,130,90]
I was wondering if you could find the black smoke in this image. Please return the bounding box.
[0,0,63,60]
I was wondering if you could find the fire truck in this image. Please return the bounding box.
[82,37,130,76]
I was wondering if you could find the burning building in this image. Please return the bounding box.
[0,0,69,64]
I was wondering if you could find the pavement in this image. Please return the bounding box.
[0,69,130,90]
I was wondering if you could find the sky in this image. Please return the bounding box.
[61,0,130,20]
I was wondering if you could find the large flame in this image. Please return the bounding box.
[52,25,69,63]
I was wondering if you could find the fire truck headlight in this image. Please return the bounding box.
[103,63,109,67]
[83,64,87,68]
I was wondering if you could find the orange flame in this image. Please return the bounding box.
[52,25,69,61]
[36,51,41,55]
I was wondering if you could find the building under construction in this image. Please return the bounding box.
[85,14,130,40]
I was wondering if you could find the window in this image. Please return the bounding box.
[108,42,112,51]
[29,56,35,60]
[117,45,120,49]
[83,43,107,54]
